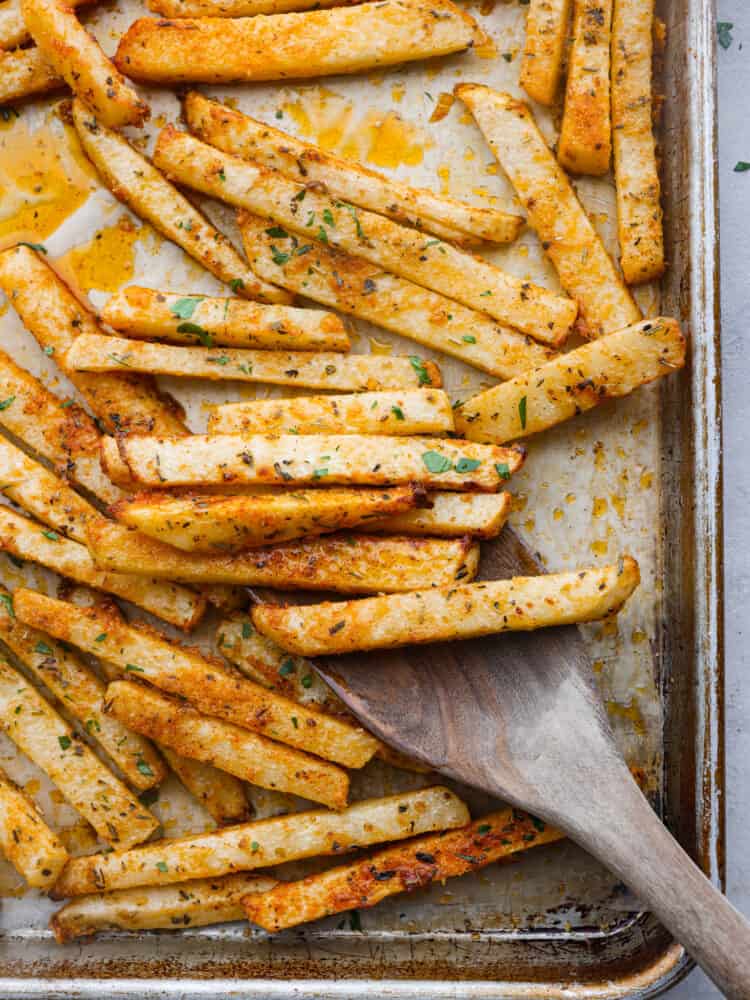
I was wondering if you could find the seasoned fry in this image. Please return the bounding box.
[51,872,278,941]
[368,491,512,539]
[115,0,478,84]
[454,317,685,443]
[0,0,93,50]
[21,0,148,126]
[0,766,69,889]
[106,680,349,809]
[0,658,159,849]
[154,128,577,344]
[251,557,641,655]
[184,93,522,245]
[66,332,441,392]
[112,487,422,552]
[52,787,469,896]
[0,587,166,792]
[71,101,289,304]
[0,245,187,437]
[455,85,641,339]
[100,432,523,491]
[100,287,349,352]
[208,390,453,437]
[245,808,564,930]
[13,589,381,768]
[519,0,572,105]
[0,349,121,504]
[0,47,63,105]
[85,519,480,592]
[239,214,553,379]
[150,0,356,19]
[557,0,613,176]
[0,505,206,630]
[158,748,250,826]
[611,0,665,284]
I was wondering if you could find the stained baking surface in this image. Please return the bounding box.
[0,0,716,992]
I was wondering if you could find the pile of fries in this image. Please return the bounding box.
[0,0,685,943]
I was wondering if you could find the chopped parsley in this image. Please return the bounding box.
[242,622,253,639]
[518,396,527,430]
[409,356,432,385]
[155,861,169,872]
[717,21,733,49]
[230,278,245,292]
[177,321,212,346]
[462,335,476,344]
[455,457,481,474]
[34,641,53,655]
[58,735,71,751]
[734,161,750,173]
[0,396,15,411]
[495,462,511,480]
[279,659,296,677]
[170,297,202,320]
[137,758,155,777]
[41,530,59,541]
[270,246,290,266]
[0,593,14,618]
[125,663,145,673]
[391,405,405,420]
[266,225,288,238]
[301,674,313,688]
[422,451,452,473]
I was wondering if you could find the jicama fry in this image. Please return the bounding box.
[106,680,349,809]
[0,766,69,889]
[208,390,454,437]
[0,0,93,50]
[150,0,357,19]
[454,317,685,443]
[0,46,63,105]
[0,349,121,504]
[153,128,577,344]
[184,92,522,245]
[100,286,350,351]
[0,505,206,630]
[239,213,555,379]
[519,0,572,106]
[13,589,381,768]
[111,486,423,552]
[0,245,187,437]
[455,85,641,340]
[71,101,289,304]
[557,0,613,176]
[66,332,441,391]
[21,0,148,127]
[0,658,159,849]
[251,556,641,655]
[158,748,250,826]
[52,787,469,896]
[245,808,564,930]
[611,0,665,284]
[51,872,278,942]
[0,587,166,791]
[115,0,479,84]
[368,491,512,539]
[100,432,523,491]
[85,519,480,593]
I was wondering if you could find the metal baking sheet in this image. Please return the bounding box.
[0,0,721,992]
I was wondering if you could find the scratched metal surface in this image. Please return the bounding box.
[0,0,721,993]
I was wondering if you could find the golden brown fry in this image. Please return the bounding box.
[245,808,564,930]
[115,0,478,84]
[158,748,250,826]
[0,349,121,504]
[239,213,555,379]
[251,557,641,655]
[208,390,454,437]
[455,84,641,339]
[0,766,69,889]
[185,92,522,245]
[149,0,356,18]
[13,589,381,768]
[611,0,665,284]
[71,100,288,304]
[0,245,187,436]
[66,332,441,391]
[0,657,159,849]
[0,586,166,792]
[0,46,63,105]
[85,519,480,593]
[558,0,613,176]
[100,286,349,351]
[111,486,422,552]
[454,317,685,443]
[0,0,93,50]
[368,491,512,538]
[100,432,522,491]
[51,872,278,941]
[154,128,577,345]
[52,787,469,896]
[519,0,572,105]
[21,0,148,127]
[0,505,206,630]
[106,680,349,809]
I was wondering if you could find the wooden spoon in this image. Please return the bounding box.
[309,529,750,999]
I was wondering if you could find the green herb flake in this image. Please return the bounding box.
[312,467,329,479]
[206,355,230,365]
[477,823,492,834]
[422,451,452,474]
[291,716,299,729]
[44,346,55,356]
[125,663,145,673]
[241,622,253,639]
[35,641,53,656]
[391,405,405,420]
[19,241,47,254]
[279,659,296,677]
[734,161,750,173]
[266,225,289,238]
[271,245,290,266]
[495,462,511,480]
[519,395,527,429]
[0,396,15,411]
[317,226,329,244]
[58,735,71,751]
[455,457,481,474]
[0,593,14,618]
[251,840,260,852]
[177,321,213,346]
[322,208,335,227]
[462,335,476,344]
[230,278,245,292]
[717,21,733,49]
[301,674,313,689]
[95,633,107,643]
[409,356,432,386]
[137,757,155,777]
[218,167,226,182]
[41,530,59,541]
[156,861,169,872]
[170,297,203,320]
